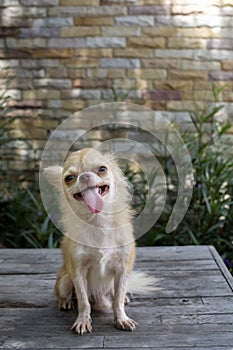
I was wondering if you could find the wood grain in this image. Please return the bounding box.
[0,246,233,349]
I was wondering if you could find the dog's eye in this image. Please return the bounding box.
[64,174,76,183]
[98,166,107,173]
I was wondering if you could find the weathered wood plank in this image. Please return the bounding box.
[161,313,233,325]
[0,259,218,275]
[0,246,218,275]
[130,296,233,316]
[0,335,104,349]
[209,246,233,291]
[153,271,233,297]
[0,246,233,349]
[0,274,55,307]
[102,349,233,350]
[1,330,233,350]
[136,245,213,261]
[1,303,233,336]
[2,296,233,331]
[104,324,233,348]
[0,268,231,310]
[136,259,218,271]
[0,245,213,263]
[1,309,233,348]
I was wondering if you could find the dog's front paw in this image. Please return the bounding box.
[115,317,138,331]
[71,316,92,335]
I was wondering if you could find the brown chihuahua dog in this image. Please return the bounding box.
[44,148,155,335]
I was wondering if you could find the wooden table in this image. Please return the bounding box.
[1,246,233,349]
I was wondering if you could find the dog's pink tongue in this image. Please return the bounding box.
[83,187,104,214]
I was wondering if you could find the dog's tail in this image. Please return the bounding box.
[127,271,161,295]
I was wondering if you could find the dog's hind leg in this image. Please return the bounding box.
[55,266,74,310]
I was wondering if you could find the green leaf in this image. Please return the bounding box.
[190,112,201,133]
[211,81,226,100]
[41,215,51,235]
[186,228,199,245]
[202,105,224,123]
[20,230,42,248]
[25,187,41,212]
[202,187,212,214]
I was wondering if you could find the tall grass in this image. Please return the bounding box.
[138,84,233,271]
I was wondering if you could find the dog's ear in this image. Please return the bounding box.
[43,165,63,190]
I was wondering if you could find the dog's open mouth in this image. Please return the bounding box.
[73,185,109,214]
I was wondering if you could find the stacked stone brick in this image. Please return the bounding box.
[0,0,233,173]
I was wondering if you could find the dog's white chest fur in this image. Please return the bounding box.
[77,246,124,277]
[75,247,125,304]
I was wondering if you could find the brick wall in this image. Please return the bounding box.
[1,0,233,174]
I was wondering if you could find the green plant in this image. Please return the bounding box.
[137,84,233,269]
[0,81,61,248]
[123,162,148,214]
[182,84,233,258]
[0,186,62,248]
[108,87,131,102]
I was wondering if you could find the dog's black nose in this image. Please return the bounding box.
[79,173,90,184]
